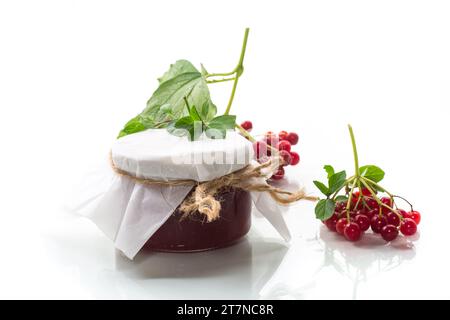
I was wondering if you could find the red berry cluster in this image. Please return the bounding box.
[241,121,300,180]
[324,190,421,242]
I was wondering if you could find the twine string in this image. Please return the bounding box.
[109,152,317,222]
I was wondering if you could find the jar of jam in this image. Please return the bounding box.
[144,188,252,252]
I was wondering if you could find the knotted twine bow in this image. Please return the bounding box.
[109,152,317,222]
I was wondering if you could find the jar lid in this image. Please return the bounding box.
[111,129,254,182]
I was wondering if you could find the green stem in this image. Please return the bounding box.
[225,77,240,115]
[206,71,236,78]
[360,176,394,197]
[331,176,355,200]
[348,124,359,177]
[360,179,401,219]
[346,179,357,221]
[206,77,236,84]
[224,28,249,115]
[235,124,256,142]
[392,195,414,211]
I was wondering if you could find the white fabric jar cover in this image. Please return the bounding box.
[69,129,292,259]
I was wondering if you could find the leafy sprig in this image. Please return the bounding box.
[170,97,236,141]
[314,125,388,221]
[118,29,250,140]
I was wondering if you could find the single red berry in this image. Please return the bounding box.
[352,191,361,203]
[397,208,409,218]
[335,201,347,212]
[265,131,279,146]
[324,213,339,232]
[344,222,362,241]
[253,141,268,159]
[277,140,291,152]
[361,188,372,197]
[371,215,388,233]
[336,218,349,235]
[355,214,370,232]
[289,151,300,166]
[365,208,378,219]
[381,197,393,214]
[278,130,289,141]
[381,225,399,242]
[271,166,285,180]
[279,150,292,166]
[349,210,358,219]
[400,218,417,236]
[286,132,299,145]
[356,207,368,215]
[240,121,252,131]
[365,198,379,210]
[409,210,421,225]
[386,211,401,227]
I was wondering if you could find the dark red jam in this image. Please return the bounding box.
[144,188,252,252]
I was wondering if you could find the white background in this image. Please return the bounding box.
[1,0,450,299]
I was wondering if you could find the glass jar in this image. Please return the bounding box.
[144,188,252,252]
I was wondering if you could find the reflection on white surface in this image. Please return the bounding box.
[113,237,288,299]
[260,225,418,299]
[32,215,288,299]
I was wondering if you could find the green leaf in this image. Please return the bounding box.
[207,115,236,130]
[313,181,329,196]
[315,199,336,221]
[323,165,335,178]
[205,128,226,139]
[117,115,154,138]
[328,170,347,194]
[205,115,236,139]
[335,195,349,202]
[174,117,203,141]
[359,165,385,183]
[200,63,209,76]
[199,100,217,122]
[118,60,217,138]
[189,104,202,122]
[174,116,194,129]
[158,60,199,84]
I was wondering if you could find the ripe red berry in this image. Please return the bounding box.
[400,218,417,236]
[365,198,379,210]
[355,208,367,216]
[381,197,393,214]
[279,150,292,166]
[397,208,409,218]
[361,188,372,197]
[381,225,399,242]
[352,191,361,203]
[324,213,339,232]
[271,166,285,180]
[278,130,289,141]
[344,222,362,241]
[386,211,401,227]
[277,140,291,152]
[408,211,421,225]
[265,131,279,146]
[365,208,378,219]
[371,215,388,233]
[289,151,300,166]
[355,214,370,231]
[335,201,346,212]
[253,141,268,159]
[240,121,252,131]
[286,132,299,145]
[336,218,349,235]
[349,210,358,219]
